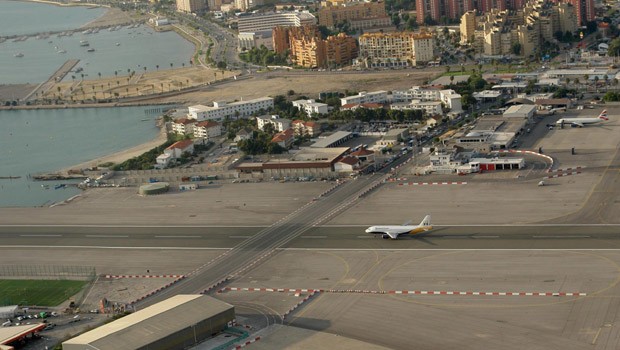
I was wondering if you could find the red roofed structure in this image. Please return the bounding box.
[271,128,295,148]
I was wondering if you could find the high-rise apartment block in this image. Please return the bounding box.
[358,31,434,68]
[461,0,578,57]
[318,0,390,31]
[273,25,357,68]
[176,0,206,13]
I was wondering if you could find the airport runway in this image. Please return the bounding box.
[1,224,619,249]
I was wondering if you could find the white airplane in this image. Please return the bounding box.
[365,215,433,240]
[556,109,609,128]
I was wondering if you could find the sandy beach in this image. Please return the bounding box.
[58,126,167,174]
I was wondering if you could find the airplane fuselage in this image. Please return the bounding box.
[365,225,433,236]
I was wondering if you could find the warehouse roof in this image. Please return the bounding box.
[0,324,46,347]
[63,295,233,350]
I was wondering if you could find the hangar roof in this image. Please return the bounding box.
[63,295,233,349]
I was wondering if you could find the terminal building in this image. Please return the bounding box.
[63,295,234,350]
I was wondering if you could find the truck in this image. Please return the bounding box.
[205,175,218,180]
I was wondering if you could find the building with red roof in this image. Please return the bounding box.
[271,128,295,148]
[194,120,222,139]
[292,120,320,137]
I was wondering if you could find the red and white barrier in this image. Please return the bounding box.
[282,291,319,320]
[399,182,467,186]
[235,336,261,349]
[543,171,581,179]
[128,275,187,305]
[494,149,554,172]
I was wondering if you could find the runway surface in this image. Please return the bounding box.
[1,224,619,249]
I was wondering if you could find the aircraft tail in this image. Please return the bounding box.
[599,110,609,120]
[420,215,431,227]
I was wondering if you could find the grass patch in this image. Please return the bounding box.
[0,280,88,307]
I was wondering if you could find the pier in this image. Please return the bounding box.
[25,59,80,101]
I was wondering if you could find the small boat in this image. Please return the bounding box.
[41,184,49,189]
[14,52,24,57]
[80,40,89,47]
[54,184,66,190]
[57,49,66,54]
[82,29,92,34]
[115,42,120,46]
[87,48,95,52]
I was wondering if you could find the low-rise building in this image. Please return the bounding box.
[188,97,274,121]
[311,131,353,148]
[340,91,388,106]
[292,99,329,116]
[334,156,360,172]
[256,115,291,132]
[172,117,196,135]
[156,140,195,168]
[271,128,295,148]
[341,102,384,111]
[234,128,254,142]
[503,104,536,122]
[377,128,409,147]
[194,120,222,139]
[391,100,442,115]
[292,120,319,137]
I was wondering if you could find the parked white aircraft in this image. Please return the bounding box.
[556,109,609,128]
[365,215,432,239]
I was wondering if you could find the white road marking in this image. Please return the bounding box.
[300,236,327,239]
[229,236,253,238]
[356,236,373,239]
[19,234,62,237]
[473,236,500,238]
[533,235,591,238]
[155,235,201,238]
[0,245,231,250]
[85,235,129,238]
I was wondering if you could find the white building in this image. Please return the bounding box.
[172,117,196,135]
[292,99,329,117]
[439,89,462,113]
[238,30,273,50]
[391,86,441,102]
[340,91,388,106]
[187,97,274,121]
[256,115,291,132]
[390,100,442,115]
[292,120,320,137]
[194,120,222,139]
[237,11,316,33]
[156,140,195,168]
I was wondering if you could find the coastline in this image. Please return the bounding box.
[17,0,108,8]
[58,125,168,174]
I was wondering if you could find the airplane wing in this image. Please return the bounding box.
[384,230,401,239]
[571,122,584,127]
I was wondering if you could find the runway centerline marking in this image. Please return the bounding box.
[155,235,201,238]
[19,234,62,237]
[533,235,591,238]
[473,236,500,238]
[229,236,253,238]
[301,236,327,239]
[85,235,129,238]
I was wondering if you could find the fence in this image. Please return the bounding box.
[0,265,96,280]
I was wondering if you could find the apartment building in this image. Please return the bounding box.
[238,12,316,33]
[172,117,196,135]
[391,86,461,113]
[188,97,274,121]
[340,91,388,106]
[278,25,357,68]
[193,120,222,139]
[390,100,443,115]
[460,10,476,44]
[176,0,206,13]
[292,99,329,116]
[357,31,434,68]
[318,0,389,31]
[292,120,320,137]
[256,115,291,132]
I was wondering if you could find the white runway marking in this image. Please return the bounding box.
[155,235,201,238]
[19,234,62,237]
[0,245,231,250]
[301,236,327,239]
[473,236,499,238]
[229,236,253,238]
[85,235,129,238]
[356,236,373,239]
[533,235,591,238]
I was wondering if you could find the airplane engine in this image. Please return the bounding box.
[382,234,390,239]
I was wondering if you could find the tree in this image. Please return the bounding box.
[156,64,159,71]
[98,72,101,79]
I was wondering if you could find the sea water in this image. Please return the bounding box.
[0,1,195,84]
[0,106,162,207]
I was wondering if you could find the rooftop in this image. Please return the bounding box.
[167,139,194,150]
[311,131,352,148]
[63,295,233,349]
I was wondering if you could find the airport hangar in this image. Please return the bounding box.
[62,295,234,350]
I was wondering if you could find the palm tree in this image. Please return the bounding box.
[143,67,147,73]
[156,64,159,71]
[98,72,101,80]
[71,75,75,82]
[170,63,173,69]
[182,63,185,68]
[160,83,163,92]
[114,71,118,78]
